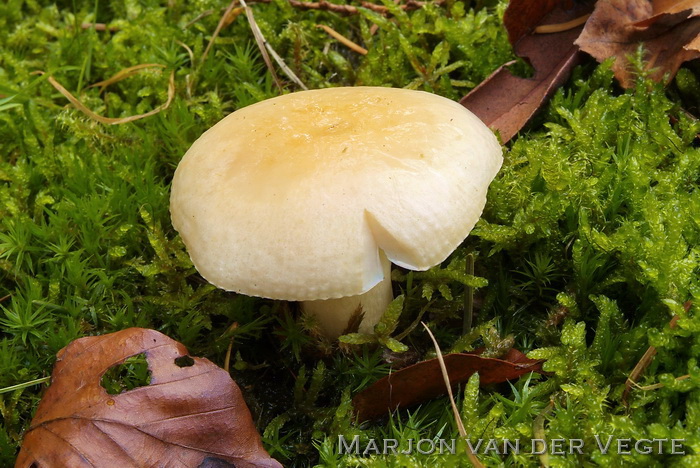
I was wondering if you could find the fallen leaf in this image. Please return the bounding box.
[576,0,700,88]
[460,0,594,143]
[502,0,561,46]
[352,348,545,422]
[636,0,700,27]
[16,328,281,468]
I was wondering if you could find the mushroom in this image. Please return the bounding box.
[170,87,502,338]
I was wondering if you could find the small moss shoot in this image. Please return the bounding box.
[100,353,151,395]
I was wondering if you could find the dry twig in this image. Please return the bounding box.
[316,24,368,55]
[38,69,175,125]
[283,0,441,16]
[622,306,686,406]
[632,374,691,391]
[88,64,165,92]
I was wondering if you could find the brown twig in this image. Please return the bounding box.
[316,24,368,55]
[258,0,442,16]
[622,306,686,406]
[88,64,166,92]
[632,374,691,391]
[0,294,10,303]
[289,0,440,15]
[38,70,175,125]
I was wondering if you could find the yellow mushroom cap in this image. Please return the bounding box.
[170,87,502,301]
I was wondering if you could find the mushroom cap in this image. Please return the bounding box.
[170,87,502,301]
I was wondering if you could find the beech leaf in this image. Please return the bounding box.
[575,0,700,88]
[15,328,281,468]
[352,348,546,421]
[460,0,594,143]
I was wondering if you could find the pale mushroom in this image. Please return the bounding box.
[170,87,502,338]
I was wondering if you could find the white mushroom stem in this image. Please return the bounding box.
[302,254,393,338]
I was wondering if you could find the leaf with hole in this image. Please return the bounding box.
[15,327,281,468]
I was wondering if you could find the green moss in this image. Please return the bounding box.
[2,0,700,466]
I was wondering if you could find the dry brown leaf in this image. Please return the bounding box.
[460,0,594,143]
[576,0,700,88]
[16,328,281,468]
[502,0,561,46]
[352,348,545,422]
[637,0,700,27]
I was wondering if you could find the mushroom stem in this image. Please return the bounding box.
[302,253,393,338]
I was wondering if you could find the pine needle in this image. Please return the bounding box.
[240,0,309,91]
[316,24,368,55]
[422,322,484,468]
[0,377,50,394]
